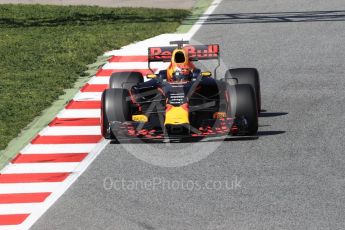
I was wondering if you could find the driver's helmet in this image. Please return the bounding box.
[172,64,193,82]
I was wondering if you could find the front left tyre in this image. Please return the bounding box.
[226,68,261,113]
[228,84,258,135]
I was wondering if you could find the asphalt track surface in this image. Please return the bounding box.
[32,0,345,229]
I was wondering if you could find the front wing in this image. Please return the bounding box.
[109,117,249,141]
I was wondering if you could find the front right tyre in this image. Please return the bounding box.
[109,71,143,89]
[101,88,131,140]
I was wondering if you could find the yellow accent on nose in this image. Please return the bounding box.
[165,106,189,125]
[213,112,227,119]
[132,115,148,123]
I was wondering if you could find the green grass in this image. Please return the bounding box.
[0,5,190,151]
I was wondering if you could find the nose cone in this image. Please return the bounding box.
[164,104,189,126]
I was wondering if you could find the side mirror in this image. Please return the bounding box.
[201,71,212,77]
[147,74,157,79]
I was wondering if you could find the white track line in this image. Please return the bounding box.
[102,62,148,69]
[20,143,97,154]
[73,92,102,101]
[39,126,101,136]
[89,77,110,85]
[102,61,168,70]
[57,109,100,118]
[0,225,28,230]
[89,76,156,85]
[187,0,223,39]
[0,203,42,215]
[0,183,62,194]
[1,163,80,174]
[90,74,159,84]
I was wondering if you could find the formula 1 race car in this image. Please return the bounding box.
[101,41,261,141]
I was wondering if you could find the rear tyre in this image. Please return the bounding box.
[101,88,131,140]
[109,71,143,89]
[229,84,258,135]
[226,68,261,112]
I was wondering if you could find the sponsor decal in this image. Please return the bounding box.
[149,44,219,62]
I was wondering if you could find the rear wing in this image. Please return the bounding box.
[148,43,221,78]
[148,44,220,62]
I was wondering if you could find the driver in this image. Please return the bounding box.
[171,64,193,83]
[166,48,195,82]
